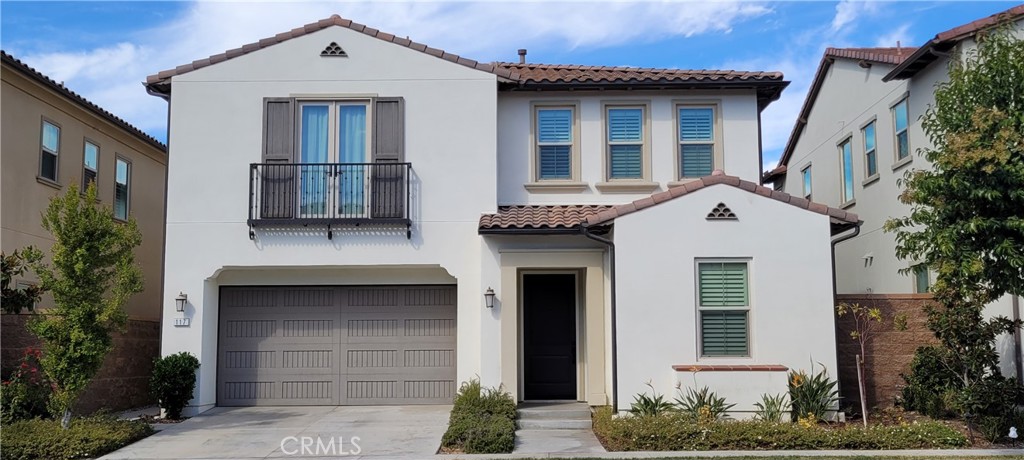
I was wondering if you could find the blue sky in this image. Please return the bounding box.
[1,1,1017,167]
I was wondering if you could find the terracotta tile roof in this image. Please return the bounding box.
[494,62,783,85]
[766,46,918,180]
[885,4,1024,81]
[479,205,613,231]
[145,14,520,92]
[2,51,166,152]
[584,172,860,228]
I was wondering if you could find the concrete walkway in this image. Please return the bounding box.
[101,405,451,459]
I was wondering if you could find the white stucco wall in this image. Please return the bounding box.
[161,26,499,414]
[497,90,762,205]
[613,184,837,413]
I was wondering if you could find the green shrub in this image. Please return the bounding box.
[900,345,960,418]
[1,348,52,424]
[754,393,790,423]
[150,352,200,419]
[441,379,516,454]
[593,407,967,451]
[629,383,674,417]
[674,386,734,422]
[788,364,839,422]
[0,414,153,460]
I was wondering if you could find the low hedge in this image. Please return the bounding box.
[593,407,967,451]
[0,415,154,460]
[441,379,517,453]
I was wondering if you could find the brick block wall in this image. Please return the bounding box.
[835,294,935,411]
[1,315,160,413]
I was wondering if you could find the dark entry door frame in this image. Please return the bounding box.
[519,270,582,401]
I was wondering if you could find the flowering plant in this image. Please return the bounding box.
[1,348,52,423]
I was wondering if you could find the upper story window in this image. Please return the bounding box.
[535,106,576,181]
[678,106,716,179]
[83,141,99,189]
[913,264,931,294]
[606,106,645,180]
[893,97,910,161]
[697,261,750,357]
[839,138,854,205]
[862,121,877,179]
[801,165,812,200]
[114,157,131,220]
[299,101,370,216]
[40,120,60,182]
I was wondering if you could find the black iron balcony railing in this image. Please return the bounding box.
[248,162,412,239]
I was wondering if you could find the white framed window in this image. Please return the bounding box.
[838,137,855,204]
[606,106,645,180]
[83,141,99,189]
[114,157,131,220]
[862,121,877,179]
[297,100,371,217]
[697,260,750,357]
[801,165,812,200]
[677,106,717,178]
[893,97,910,161]
[534,106,576,181]
[40,119,60,182]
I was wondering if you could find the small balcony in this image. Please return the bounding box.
[248,162,411,238]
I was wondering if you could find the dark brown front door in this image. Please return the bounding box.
[523,273,577,400]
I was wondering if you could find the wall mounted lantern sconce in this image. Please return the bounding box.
[175,292,188,313]
[484,287,495,308]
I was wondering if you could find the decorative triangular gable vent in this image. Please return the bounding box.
[321,42,348,57]
[706,202,737,220]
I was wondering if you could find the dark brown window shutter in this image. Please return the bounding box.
[372,97,405,218]
[261,98,295,218]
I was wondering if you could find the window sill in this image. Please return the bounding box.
[862,174,880,187]
[524,181,589,193]
[667,178,702,188]
[36,176,62,190]
[891,155,912,172]
[841,199,856,209]
[595,181,659,194]
[673,364,787,372]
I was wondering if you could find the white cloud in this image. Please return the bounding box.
[874,23,913,48]
[14,1,771,140]
[831,0,880,33]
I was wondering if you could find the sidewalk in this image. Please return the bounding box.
[437,449,1024,459]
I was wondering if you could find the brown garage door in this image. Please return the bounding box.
[217,285,456,406]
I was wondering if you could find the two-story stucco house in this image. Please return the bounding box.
[1,51,167,412]
[764,6,1024,408]
[147,15,860,417]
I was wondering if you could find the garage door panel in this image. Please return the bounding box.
[218,285,455,406]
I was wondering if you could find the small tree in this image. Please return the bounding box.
[835,302,907,426]
[885,25,1024,429]
[29,183,143,428]
[1,248,45,314]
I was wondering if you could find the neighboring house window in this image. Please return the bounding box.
[697,261,749,357]
[83,141,99,188]
[298,101,371,216]
[606,107,644,179]
[913,264,931,294]
[40,120,60,182]
[893,98,910,161]
[801,165,812,200]
[839,138,854,204]
[536,107,574,180]
[114,157,130,220]
[862,121,877,178]
[678,107,715,178]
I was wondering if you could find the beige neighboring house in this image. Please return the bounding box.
[763,6,1024,409]
[1,50,168,412]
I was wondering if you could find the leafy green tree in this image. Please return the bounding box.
[885,26,1024,428]
[29,183,143,428]
[1,248,45,314]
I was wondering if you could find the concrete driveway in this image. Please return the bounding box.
[102,405,452,459]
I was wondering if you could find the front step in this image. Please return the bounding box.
[516,402,592,430]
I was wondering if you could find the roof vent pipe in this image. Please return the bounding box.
[518,49,527,64]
